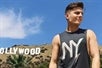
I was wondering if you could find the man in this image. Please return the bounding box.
[49,1,100,68]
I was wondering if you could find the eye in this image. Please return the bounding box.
[74,12,83,15]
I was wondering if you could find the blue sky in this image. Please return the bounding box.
[0,0,102,47]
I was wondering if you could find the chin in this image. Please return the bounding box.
[74,22,80,25]
[75,21,81,24]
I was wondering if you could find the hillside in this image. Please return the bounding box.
[0,44,52,62]
[0,44,102,62]
[0,44,102,68]
[99,46,102,54]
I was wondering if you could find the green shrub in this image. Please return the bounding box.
[37,61,49,68]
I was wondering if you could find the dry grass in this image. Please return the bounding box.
[0,44,52,63]
[0,44,102,63]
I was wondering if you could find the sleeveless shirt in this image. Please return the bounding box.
[58,28,90,68]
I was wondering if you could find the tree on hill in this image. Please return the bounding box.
[6,54,34,68]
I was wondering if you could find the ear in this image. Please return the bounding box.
[65,13,69,19]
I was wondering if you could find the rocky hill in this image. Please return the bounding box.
[0,44,52,62]
[99,46,102,55]
[0,44,102,68]
[0,44,102,62]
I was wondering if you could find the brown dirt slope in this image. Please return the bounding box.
[0,44,102,63]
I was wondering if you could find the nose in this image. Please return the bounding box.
[78,12,83,20]
[79,12,83,16]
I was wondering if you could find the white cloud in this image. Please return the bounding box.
[0,9,44,39]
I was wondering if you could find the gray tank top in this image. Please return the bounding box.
[58,28,90,68]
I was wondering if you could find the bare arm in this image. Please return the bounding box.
[87,30,100,68]
[49,34,60,68]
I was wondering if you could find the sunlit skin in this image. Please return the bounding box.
[65,7,83,32]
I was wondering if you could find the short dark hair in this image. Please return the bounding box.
[65,2,84,13]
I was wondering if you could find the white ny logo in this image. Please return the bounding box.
[61,38,83,60]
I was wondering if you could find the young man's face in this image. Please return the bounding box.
[65,7,83,25]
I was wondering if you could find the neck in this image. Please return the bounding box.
[66,23,79,32]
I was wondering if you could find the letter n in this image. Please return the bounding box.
[62,42,73,60]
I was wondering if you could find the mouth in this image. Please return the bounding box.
[77,18,82,22]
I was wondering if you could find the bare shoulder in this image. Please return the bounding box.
[52,34,60,44]
[87,29,96,38]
